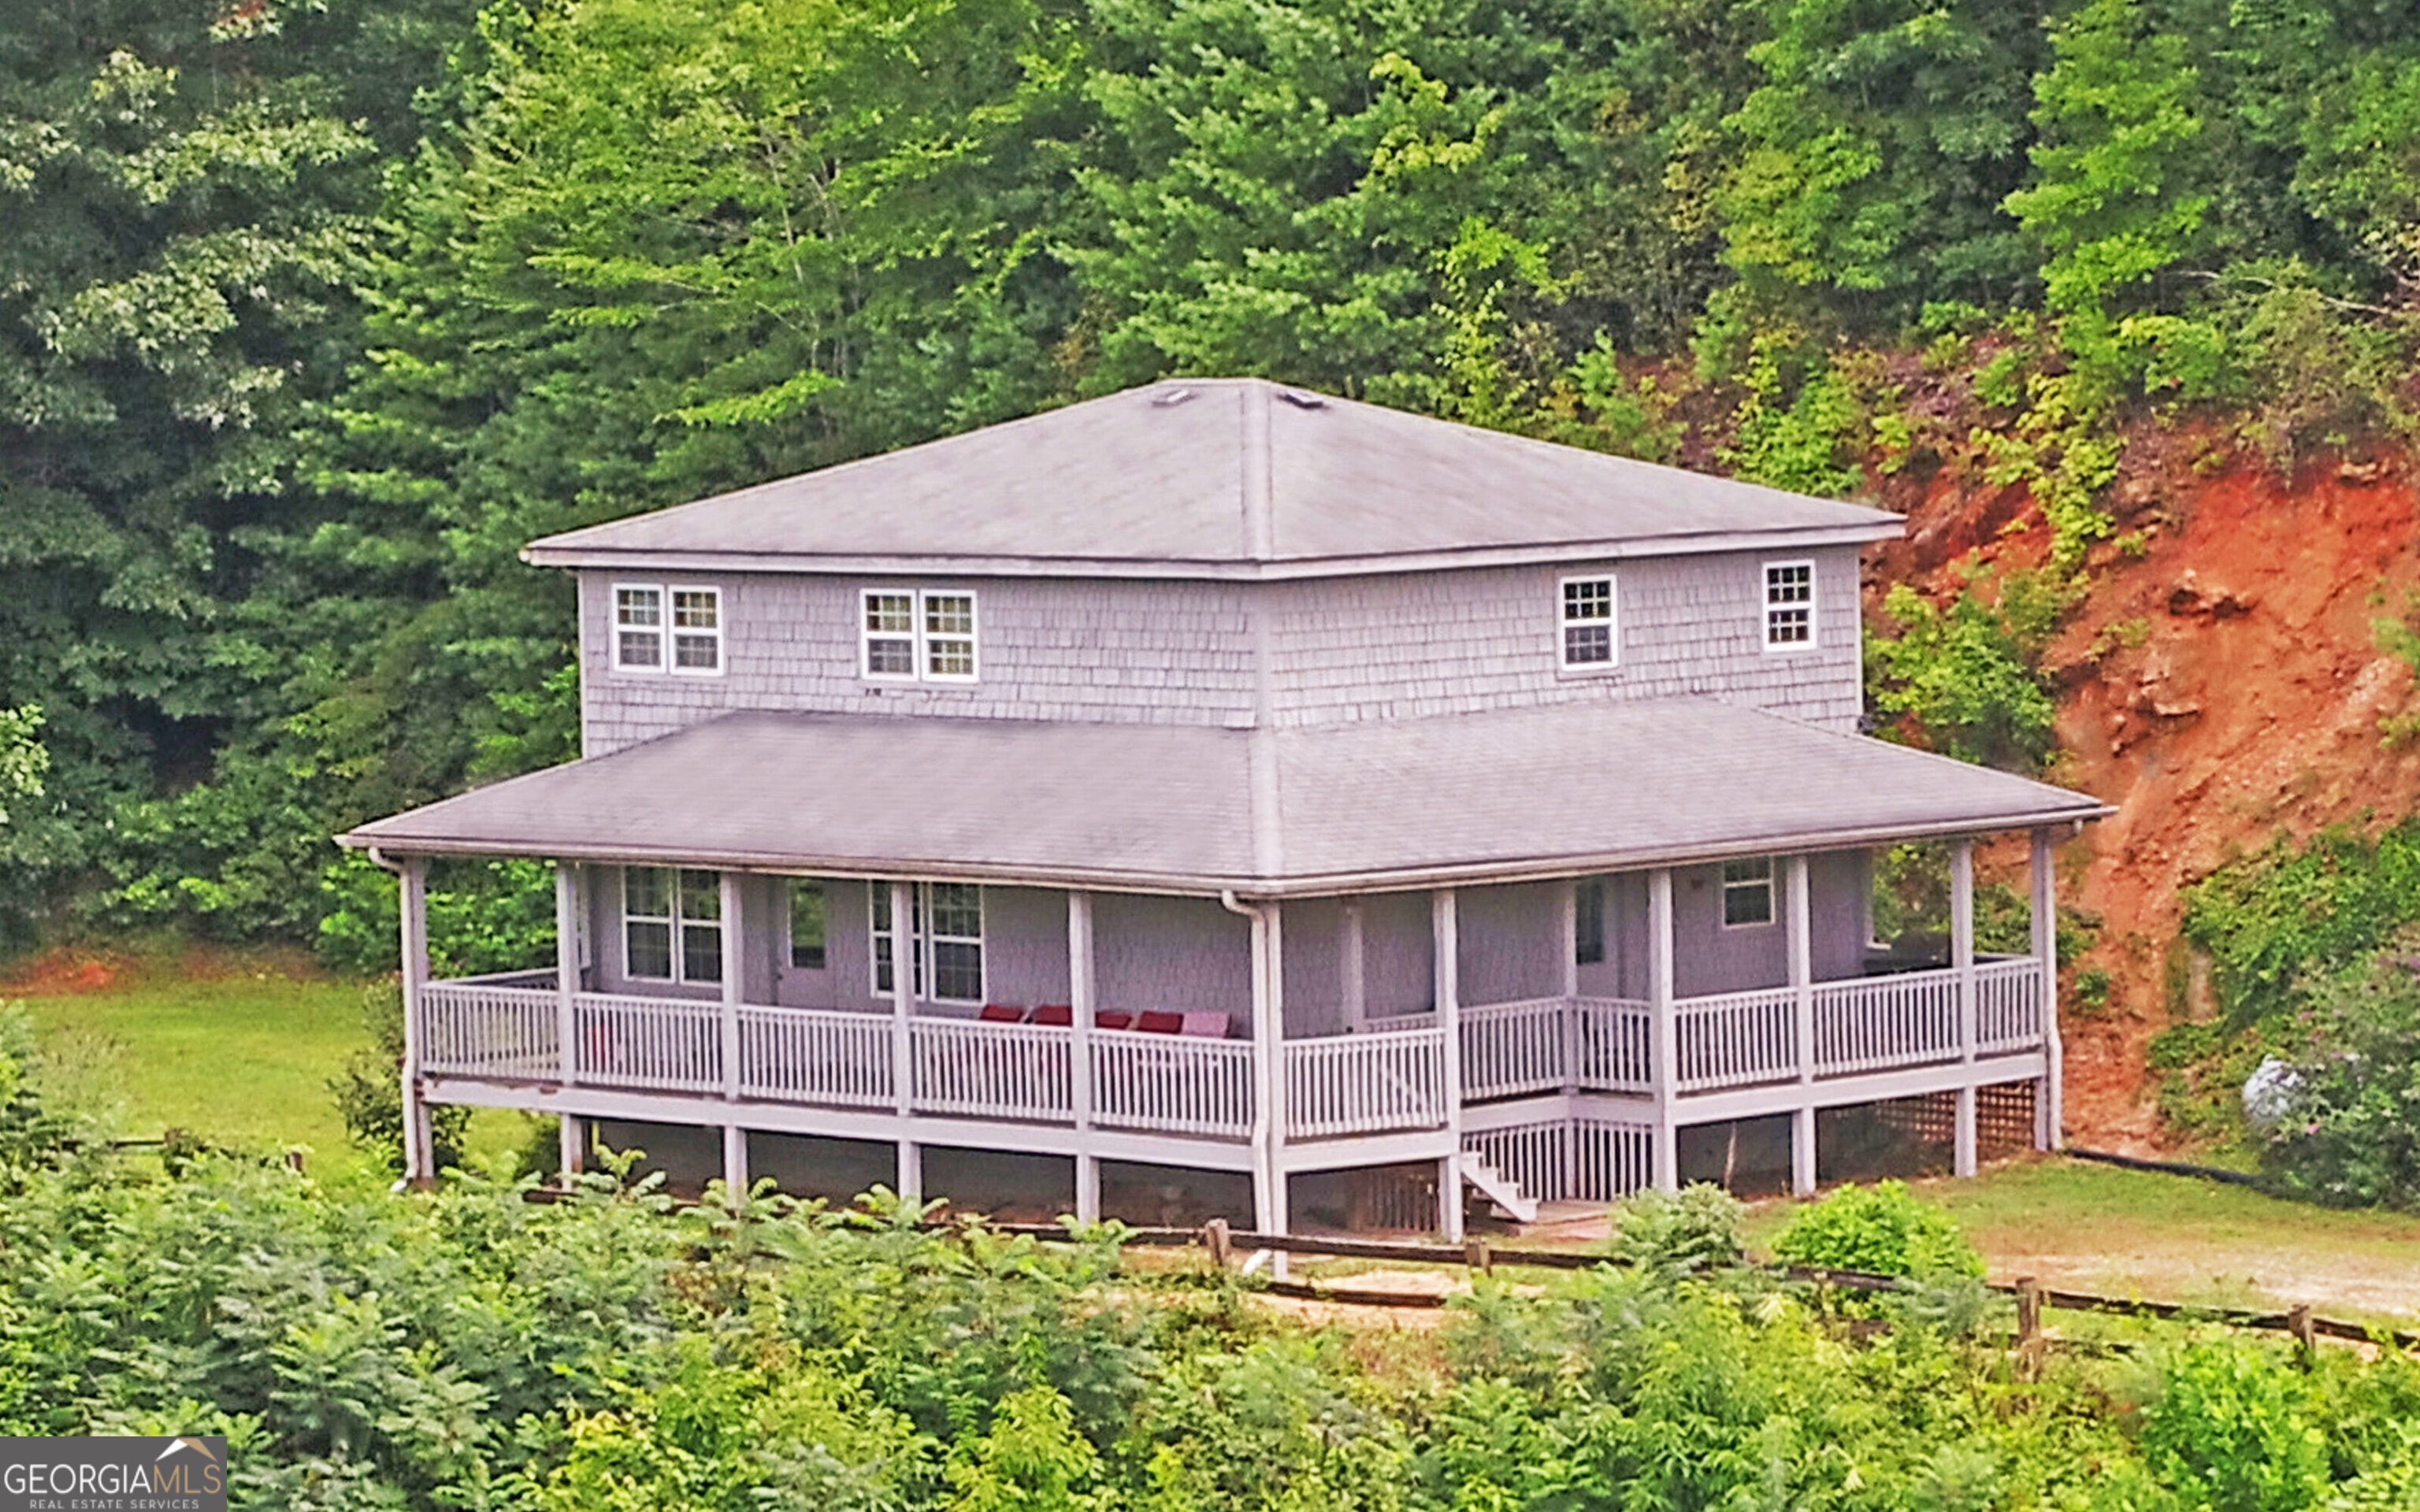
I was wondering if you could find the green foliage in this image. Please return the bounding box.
[2138,1341,2330,1512]
[1769,1179,1985,1281]
[2255,945,2420,1210]
[0,706,46,830]
[317,853,556,976]
[1867,569,2068,772]
[2181,820,2420,1026]
[0,1004,74,1169]
[1602,1182,1746,1277]
[328,980,470,1174]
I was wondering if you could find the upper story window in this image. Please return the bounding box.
[870,880,984,1002]
[1721,858,1775,928]
[1560,574,1616,671]
[624,866,724,982]
[1763,561,1814,650]
[614,584,723,674]
[863,588,978,683]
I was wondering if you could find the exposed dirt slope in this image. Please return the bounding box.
[1877,450,2420,1151]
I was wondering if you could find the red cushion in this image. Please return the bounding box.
[1032,1003,1074,1026]
[1094,1010,1134,1031]
[979,1003,1026,1022]
[1136,1010,1182,1035]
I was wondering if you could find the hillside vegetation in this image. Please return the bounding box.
[9,0,2420,1080]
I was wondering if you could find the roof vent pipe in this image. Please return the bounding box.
[1275,388,1326,410]
[1152,386,1195,406]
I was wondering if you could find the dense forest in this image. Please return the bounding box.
[7,0,2420,958]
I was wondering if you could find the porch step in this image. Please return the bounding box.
[1460,1153,1539,1225]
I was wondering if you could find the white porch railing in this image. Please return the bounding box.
[1674,987,1798,1091]
[418,982,556,1079]
[418,958,2051,1135]
[1285,1025,1446,1140]
[1976,957,2048,1054]
[1461,998,1567,1100]
[575,994,722,1093]
[1092,1036,1254,1139]
[738,1006,894,1109]
[912,1017,1072,1121]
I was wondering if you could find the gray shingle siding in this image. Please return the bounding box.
[580,572,1258,754]
[575,545,1864,754]
[1262,547,1864,731]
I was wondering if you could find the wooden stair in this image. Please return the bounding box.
[1459,1153,1538,1225]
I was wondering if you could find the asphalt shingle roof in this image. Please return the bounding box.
[521,380,1901,578]
[343,702,2108,894]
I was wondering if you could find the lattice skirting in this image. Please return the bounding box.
[1867,1080,2038,1161]
[1466,1118,1657,1203]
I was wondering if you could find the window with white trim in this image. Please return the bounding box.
[623,866,724,982]
[614,584,723,673]
[787,880,826,970]
[1720,858,1775,928]
[1763,561,1814,650]
[1560,574,1616,669]
[863,589,979,682]
[870,881,984,1002]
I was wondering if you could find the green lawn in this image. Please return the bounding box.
[6,953,534,1181]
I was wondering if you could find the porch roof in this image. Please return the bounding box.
[342,702,2110,895]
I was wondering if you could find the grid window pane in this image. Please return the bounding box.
[682,922,724,984]
[626,920,673,980]
[927,636,975,677]
[674,634,720,669]
[924,594,974,636]
[1564,624,1612,665]
[1765,564,1813,647]
[1721,858,1775,927]
[927,883,981,939]
[618,630,663,668]
[789,882,826,969]
[867,639,915,675]
[1564,579,1611,621]
[865,594,912,633]
[617,587,663,627]
[678,869,722,922]
[625,867,673,921]
[1768,607,1812,644]
[931,939,982,1002]
[673,590,718,629]
[1766,564,1812,602]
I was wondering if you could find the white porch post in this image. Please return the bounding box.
[719,872,743,1102]
[399,855,434,1185]
[2032,827,2064,1150]
[1951,838,1979,1177]
[721,1123,748,1199]
[1649,868,1679,1192]
[555,863,580,1088]
[890,880,919,1201]
[1434,888,1464,1243]
[1558,878,1581,1199]
[1248,900,1287,1241]
[1786,855,1817,1196]
[1068,890,1099,1223]
[558,1115,585,1182]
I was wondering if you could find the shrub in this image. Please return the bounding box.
[1602,1183,1746,1277]
[1768,1180,1984,1280]
[329,981,470,1174]
[2258,946,2420,1209]
[2138,1341,2329,1512]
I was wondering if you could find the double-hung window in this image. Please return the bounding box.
[1762,561,1814,650]
[869,881,984,1002]
[863,588,978,682]
[614,584,724,673]
[624,866,724,983]
[1720,858,1775,928]
[1560,574,1616,670]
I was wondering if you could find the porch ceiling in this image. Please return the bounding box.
[341,700,2110,893]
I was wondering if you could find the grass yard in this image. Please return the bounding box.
[2,944,536,1182]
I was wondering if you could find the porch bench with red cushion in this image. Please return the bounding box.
[1177,1011,1230,1039]
[1135,1010,1182,1035]
[1031,1003,1074,1027]
[1093,1010,1135,1031]
[979,1003,1026,1023]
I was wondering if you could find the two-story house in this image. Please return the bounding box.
[343,377,2107,1235]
